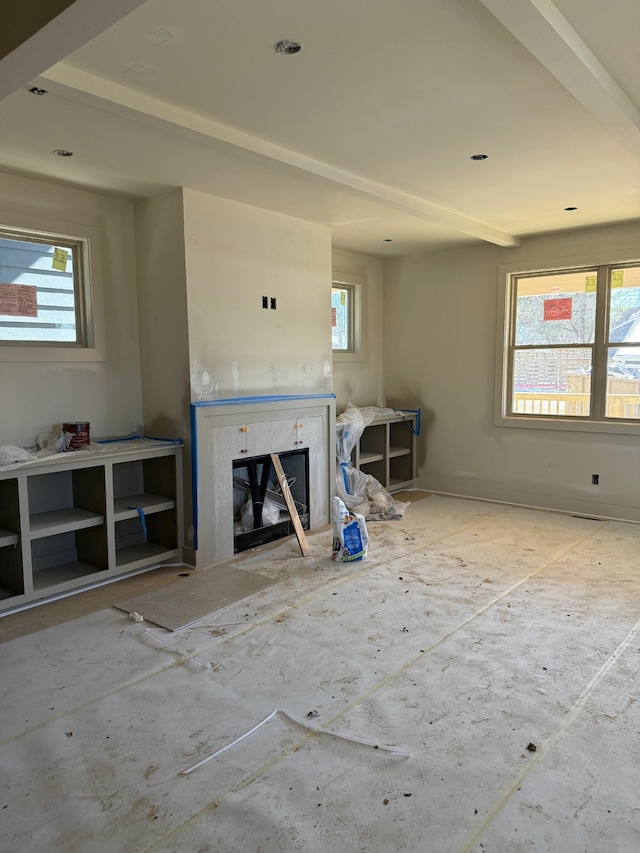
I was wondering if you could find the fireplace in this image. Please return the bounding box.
[232,449,310,553]
[190,394,335,567]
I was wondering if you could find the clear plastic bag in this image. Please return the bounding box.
[240,496,280,530]
[335,405,369,470]
[335,404,409,521]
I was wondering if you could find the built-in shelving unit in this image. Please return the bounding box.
[0,442,182,613]
[350,412,417,492]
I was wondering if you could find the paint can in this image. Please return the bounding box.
[61,422,91,451]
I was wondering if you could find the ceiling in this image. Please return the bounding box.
[1,0,638,258]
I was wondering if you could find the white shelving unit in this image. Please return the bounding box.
[351,411,418,492]
[0,441,182,613]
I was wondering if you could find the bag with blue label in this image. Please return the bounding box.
[331,496,368,562]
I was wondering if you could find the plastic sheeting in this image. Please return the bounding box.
[4,500,640,851]
[0,436,182,471]
[0,445,37,468]
[336,404,409,521]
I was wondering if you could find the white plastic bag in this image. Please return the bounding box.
[332,496,368,562]
[36,425,66,452]
[240,496,280,530]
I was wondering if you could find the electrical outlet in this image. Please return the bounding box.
[262,296,268,309]
[270,297,277,310]
[592,474,599,485]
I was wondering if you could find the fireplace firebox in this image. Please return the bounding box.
[232,449,310,553]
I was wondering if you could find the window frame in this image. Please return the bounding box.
[331,273,362,360]
[494,248,640,436]
[0,213,105,363]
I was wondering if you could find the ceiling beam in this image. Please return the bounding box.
[0,0,149,101]
[478,0,640,161]
[40,62,520,248]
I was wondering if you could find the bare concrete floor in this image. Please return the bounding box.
[2,494,639,852]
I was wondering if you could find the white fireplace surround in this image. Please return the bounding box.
[191,394,336,567]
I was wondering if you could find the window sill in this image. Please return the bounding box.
[0,344,106,363]
[332,350,364,364]
[494,413,640,436]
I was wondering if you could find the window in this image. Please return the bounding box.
[498,260,640,430]
[0,227,92,347]
[331,283,355,352]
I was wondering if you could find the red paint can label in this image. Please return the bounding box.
[62,422,91,450]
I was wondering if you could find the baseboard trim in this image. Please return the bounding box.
[430,490,640,526]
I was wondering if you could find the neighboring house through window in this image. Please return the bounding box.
[331,283,354,352]
[0,228,92,347]
[496,257,640,433]
[331,272,363,358]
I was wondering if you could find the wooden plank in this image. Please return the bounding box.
[269,453,310,557]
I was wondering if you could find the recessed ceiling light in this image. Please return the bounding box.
[28,86,48,96]
[564,206,578,211]
[274,39,302,55]
[470,154,488,161]
[53,149,74,157]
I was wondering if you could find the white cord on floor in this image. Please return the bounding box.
[181,707,410,775]
[144,628,211,670]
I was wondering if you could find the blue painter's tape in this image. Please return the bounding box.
[340,461,350,493]
[127,505,148,541]
[190,403,199,552]
[191,393,335,408]
[397,408,421,436]
[96,434,143,443]
[96,435,183,445]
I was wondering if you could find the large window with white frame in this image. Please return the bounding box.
[0,227,93,347]
[497,260,640,430]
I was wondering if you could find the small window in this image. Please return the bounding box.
[331,283,355,352]
[502,262,640,426]
[0,228,92,347]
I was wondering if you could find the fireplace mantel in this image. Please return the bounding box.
[191,394,335,567]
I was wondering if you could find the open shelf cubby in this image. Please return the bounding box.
[113,455,178,570]
[0,477,24,600]
[31,527,108,591]
[115,509,179,570]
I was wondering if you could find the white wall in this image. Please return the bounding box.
[135,191,190,439]
[135,189,195,553]
[332,248,384,412]
[182,189,333,399]
[384,221,640,521]
[136,188,334,557]
[0,172,142,446]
